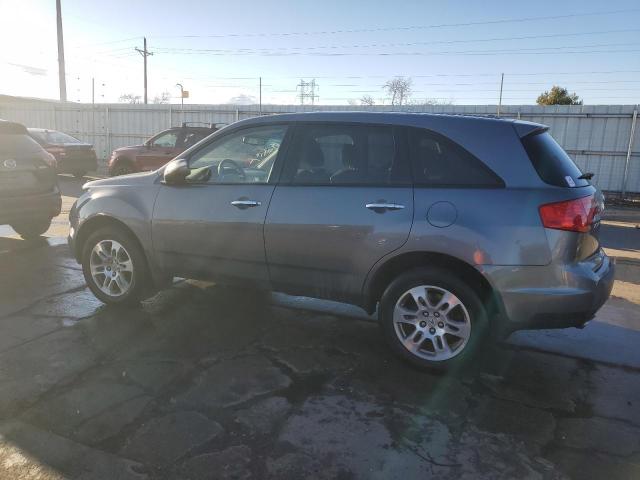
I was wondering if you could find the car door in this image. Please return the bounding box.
[137,129,183,171]
[264,123,414,304]
[151,123,289,284]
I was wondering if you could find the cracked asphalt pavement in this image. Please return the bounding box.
[0,175,639,479]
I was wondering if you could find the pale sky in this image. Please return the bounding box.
[0,0,639,105]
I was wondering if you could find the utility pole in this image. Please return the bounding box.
[135,37,153,104]
[56,0,67,101]
[91,77,95,105]
[497,73,504,117]
[259,77,262,115]
[297,79,319,106]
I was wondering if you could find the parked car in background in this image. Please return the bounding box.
[28,128,97,178]
[107,123,218,176]
[0,120,61,239]
[69,112,614,370]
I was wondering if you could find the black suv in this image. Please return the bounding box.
[0,120,61,239]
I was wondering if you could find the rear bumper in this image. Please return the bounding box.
[57,156,98,174]
[483,250,615,332]
[0,188,62,224]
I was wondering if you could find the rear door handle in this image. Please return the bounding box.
[366,203,405,211]
[231,199,261,208]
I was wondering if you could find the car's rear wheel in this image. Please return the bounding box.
[82,226,152,305]
[379,267,488,371]
[11,218,52,239]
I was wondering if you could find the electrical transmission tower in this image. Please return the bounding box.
[297,79,319,105]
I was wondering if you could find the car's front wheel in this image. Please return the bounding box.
[11,217,52,239]
[379,267,488,371]
[81,226,152,305]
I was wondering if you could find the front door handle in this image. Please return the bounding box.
[231,199,261,209]
[366,203,405,212]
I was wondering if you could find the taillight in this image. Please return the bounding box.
[40,150,58,168]
[539,195,597,233]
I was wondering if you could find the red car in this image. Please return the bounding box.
[108,123,217,176]
[28,128,97,178]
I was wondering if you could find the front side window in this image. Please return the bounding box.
[409,128,503,187]
[186,124,287,184]
[151,132,179,148]
[285,124,408,185]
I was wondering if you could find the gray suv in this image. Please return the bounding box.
[68,113,614,369]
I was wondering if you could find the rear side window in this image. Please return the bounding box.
[284,124,410,185]
[409,128,503,187]
[521,131,588,188]
[0,134,43,157]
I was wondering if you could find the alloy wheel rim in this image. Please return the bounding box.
[393,285,471,362]
[89,240,134,297]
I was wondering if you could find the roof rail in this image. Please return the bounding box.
[180,121,218,129]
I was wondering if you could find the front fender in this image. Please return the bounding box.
[72,183,160,262]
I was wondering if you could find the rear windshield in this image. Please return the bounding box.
[0,134,43,157]
[521,131,588,188]
[31,130,81,144]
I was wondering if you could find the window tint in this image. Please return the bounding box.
[0,134,43,157]
[32,130,81,144]
[151,132,178,148]
[181,131,209,148]
[409,128,503,187]
[521,131,588,188]
[286,124,408,185]
[186,124,287,184]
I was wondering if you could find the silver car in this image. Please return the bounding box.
[68,113,614,369]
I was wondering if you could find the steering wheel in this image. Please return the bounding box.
[217,159,246,181]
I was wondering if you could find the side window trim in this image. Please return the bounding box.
[180,122,292,186]
[407,127,505,189]
[279,122,411,187]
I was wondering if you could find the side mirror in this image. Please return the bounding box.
[163,159,189,184]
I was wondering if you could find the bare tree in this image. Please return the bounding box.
[383,77,412,106]
[360,95,375,106]
[119,93,141,104]
[152,91,171,104]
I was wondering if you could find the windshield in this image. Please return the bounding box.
[32,130,82,145]
[0,133,43,157]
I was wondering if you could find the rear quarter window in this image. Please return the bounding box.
[408,128,504,187]
[521,131,588,188]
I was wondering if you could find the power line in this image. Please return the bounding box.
[150,8,640,39]
[152,28,640,54]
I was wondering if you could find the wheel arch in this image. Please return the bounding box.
[362,251,505,321]
[74,215,145,264]
[110,155,135,174]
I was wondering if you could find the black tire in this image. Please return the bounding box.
[81,226,154,305]
[73,171,86,178]
[12,218,52,239]
[111,161,134,177]
[379,267,489,371]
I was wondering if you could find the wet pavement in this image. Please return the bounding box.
[0,176,639,479]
